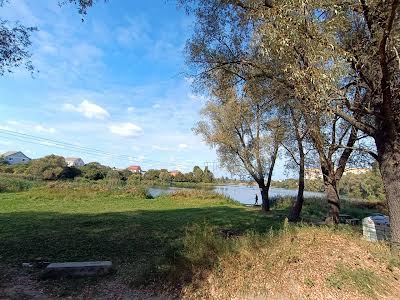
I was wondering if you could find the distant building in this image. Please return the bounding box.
[305,168,323,180]
[344,168,370,176]
[128,165,142,174]
[305,167,371,180]
[169,170,180,177]
[1,151,31,165]
[65,157,85,167]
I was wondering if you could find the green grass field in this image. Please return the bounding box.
[0,185,391,298]
[0,188,283,287]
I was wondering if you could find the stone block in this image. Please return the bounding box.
[44,261,113,278]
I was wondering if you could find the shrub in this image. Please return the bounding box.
[25,155,66,180]
[79,162,110,180]
[105,170,124,189]
[127,174,142,185]
[0,175,42,192]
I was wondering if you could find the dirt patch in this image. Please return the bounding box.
[0,265,170,300]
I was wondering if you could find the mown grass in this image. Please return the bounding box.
[0,182,393,298]
[0,186,283,293]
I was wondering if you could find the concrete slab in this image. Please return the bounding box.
[44,261,112,278]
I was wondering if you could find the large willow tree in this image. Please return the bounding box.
[195,83,284,213]
[184,0,400,254]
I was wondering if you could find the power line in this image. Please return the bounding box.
[0,128,206,167]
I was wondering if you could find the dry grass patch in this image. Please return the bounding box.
[181,225,400,300]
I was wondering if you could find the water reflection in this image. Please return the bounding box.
[148,185,324,205]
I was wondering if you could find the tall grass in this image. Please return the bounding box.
[0,174,43,193]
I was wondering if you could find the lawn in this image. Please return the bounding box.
[0,188,284,287]
[0,185,393,299]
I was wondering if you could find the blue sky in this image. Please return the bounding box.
[0,0,287,178]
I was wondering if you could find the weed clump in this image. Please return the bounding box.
[326,264,385,297]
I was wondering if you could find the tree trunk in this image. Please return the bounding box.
[289,152,305,222]
[376,137,400,257]
[321,166,340,224]
[260,183,270,213]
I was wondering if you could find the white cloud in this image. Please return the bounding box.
[152,103,161,109]
[178,143,189,149]
[63,100,110,119]
[7,120,20,125]
[152,145,170,151]
[116,17,151,47]
[109,122,143,137]
[127,106,135,112]
[34,125,56,134]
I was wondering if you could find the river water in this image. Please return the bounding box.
[148,185,324,205]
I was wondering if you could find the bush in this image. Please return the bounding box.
[25,155,67,180]
[79,162,110,180]
[0,175,42,193]
[59,167,82,179]
[105,170,124,188]
[127,174,142,185]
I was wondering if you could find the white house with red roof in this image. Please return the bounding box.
[127,165,142,174]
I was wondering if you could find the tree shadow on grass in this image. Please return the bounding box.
[0,205,287,297]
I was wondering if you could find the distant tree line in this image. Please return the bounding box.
[0,155,219,185]
[0,155,131,181]
[140,166,215,184]
[273,164,385,202]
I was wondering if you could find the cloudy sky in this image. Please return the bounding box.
[0,0,287,178]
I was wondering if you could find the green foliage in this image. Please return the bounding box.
[183,222,228,268]
[0,174,42,193]
[304,278,315,287]
[0,157,8,165]
[105,169,124,188]
[173,171,187,182]
[273,168,385,201]
[159,170,171,182]
[326,264,384,297]
[339,168,385,201]
[143,169,160,181]
[25,155,67,180]
[59,166,82,179]
[202,166,214,183]
[118,169,132,181]
[142,167,215,184]
[192,165,204,183]
[79,162,110,180]
[127,174,142,185]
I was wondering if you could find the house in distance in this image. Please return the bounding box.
[1,151,31,165]
[169,170,180,177]
[128,165,142,174]
[65,157,85,167]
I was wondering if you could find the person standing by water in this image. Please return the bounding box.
[255,194,259,205]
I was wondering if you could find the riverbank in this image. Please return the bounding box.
[0,185,397,299]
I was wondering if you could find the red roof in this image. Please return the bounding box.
[128,165,142,171]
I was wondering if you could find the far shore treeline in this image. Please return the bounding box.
[0,154,237,190]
